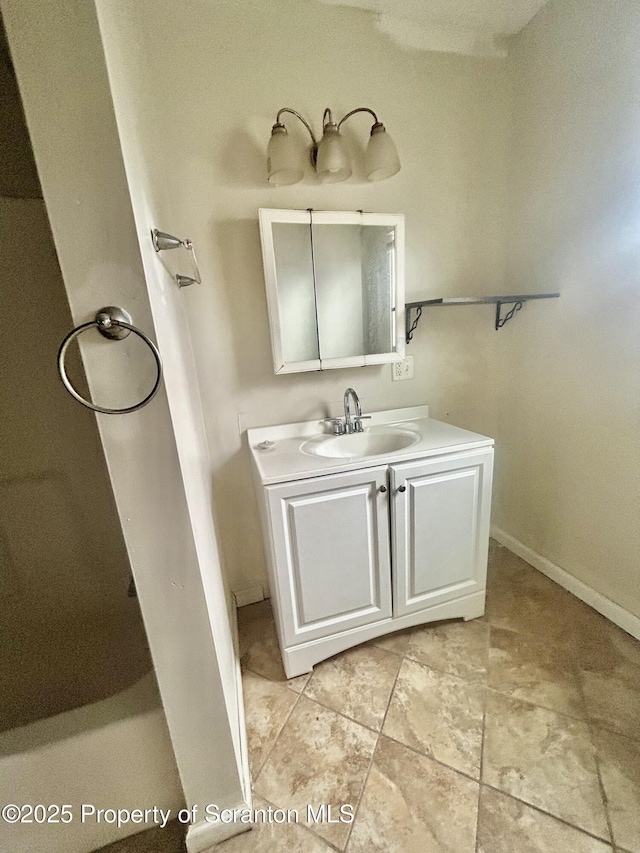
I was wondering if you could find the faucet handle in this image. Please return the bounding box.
[353,416,371,433]
[323,417,345,436]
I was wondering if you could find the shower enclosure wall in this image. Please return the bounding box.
[0,202,155,732]
[0,19,184,851]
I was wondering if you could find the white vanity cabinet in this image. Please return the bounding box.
[390,449,493,618]
[265,467,393,646]
[249,408,494,678]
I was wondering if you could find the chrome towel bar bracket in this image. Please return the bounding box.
[57,306,163,415]
[151,228,202,288]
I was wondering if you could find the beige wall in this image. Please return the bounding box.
[79,0,640,630]
[93,0,510,594]
[494,0,640,618]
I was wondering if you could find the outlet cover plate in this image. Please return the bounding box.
[392,355,414,382]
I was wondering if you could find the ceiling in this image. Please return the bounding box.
[318,0,550,56]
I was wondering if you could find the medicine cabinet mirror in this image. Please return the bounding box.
[258,209,405,373]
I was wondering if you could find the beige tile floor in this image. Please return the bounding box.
[100,541,640,853]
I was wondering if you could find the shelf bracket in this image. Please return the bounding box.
[404,293,558,343]
[495,300,524,330]
[406,305,423,344]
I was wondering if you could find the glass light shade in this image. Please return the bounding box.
[316,124,352,183]
[365,123,401,182]
[267,125,304,186]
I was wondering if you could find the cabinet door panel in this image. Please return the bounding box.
[391,449,493,617]
[266,467,391,646]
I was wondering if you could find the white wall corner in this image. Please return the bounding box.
[229,601,252,806]
[186,809,252,852]
[234,585,265,608]
[491,526,640,642]
[375,14,508,58]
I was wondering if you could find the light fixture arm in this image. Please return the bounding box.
[337,107,379,129]
[275,107,318,146]
[267,105,400,185]
[274,106,380,137]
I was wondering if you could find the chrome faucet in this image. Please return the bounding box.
[343,387,361,433]
[343,388,370,433]
[323,389,371,435]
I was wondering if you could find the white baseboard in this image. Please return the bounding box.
[491,526,640,642]
[184,608,252,852]
[233,584,265,608]
[186,809,251,852]
[230,600,252,806]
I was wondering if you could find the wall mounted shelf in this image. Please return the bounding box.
[405,293,560,343]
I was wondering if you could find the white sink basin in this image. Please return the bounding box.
[302,427,421,459]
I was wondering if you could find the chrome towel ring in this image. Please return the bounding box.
[57,306,163,415]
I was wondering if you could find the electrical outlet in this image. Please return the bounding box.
[392,355,414,382]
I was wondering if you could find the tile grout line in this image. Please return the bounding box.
[242,629,409,736]
[341,657,404,852]
[377,724,616,849]
[381,643,591,729]
[381,730,481,785]
[479,781,615,847]
[565,644,640,746]
[574,663,618,852]
[483,636,617,849]
[291,668,355,852]
[488,567,623,851]
[372,621,490,676]
[369,638,410,658]
[253,793,344,852]
[280,669,401,739]
[242,571,636,851]
[243,672,352,850]
[484,611,640,741]
[474,661,489,852]
[586,719,640,747]
[399,633,490,685]
[249,671,304,787]
[249,679,391,852]
[482,683,587,723]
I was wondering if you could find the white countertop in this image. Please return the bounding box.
[247,406,494,485]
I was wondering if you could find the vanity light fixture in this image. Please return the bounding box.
[267,107,401,186]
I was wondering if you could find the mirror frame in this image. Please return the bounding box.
[258,208,405,374]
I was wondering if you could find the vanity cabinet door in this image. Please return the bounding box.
[390,449,493,618]
[265,467,392,647]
